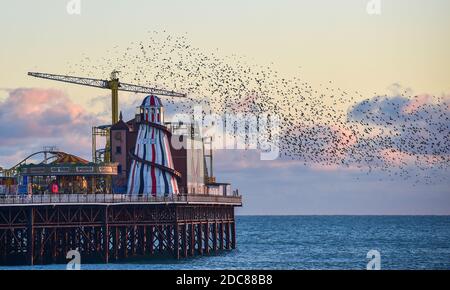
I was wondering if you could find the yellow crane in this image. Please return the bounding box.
[28,71,186,162]
[28,70,186,124]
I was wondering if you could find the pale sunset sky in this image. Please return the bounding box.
[1,0,449,214]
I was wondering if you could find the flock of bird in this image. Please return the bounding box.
[68,31,449,184]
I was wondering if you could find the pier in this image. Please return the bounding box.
[0,194,241,265]
[0,76,243,266]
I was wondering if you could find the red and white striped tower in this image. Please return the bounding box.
[127,95,180,196]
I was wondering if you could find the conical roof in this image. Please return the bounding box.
[141,95,163,108]
[52,153,89,165]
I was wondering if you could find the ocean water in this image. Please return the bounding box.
[2,216,450,270]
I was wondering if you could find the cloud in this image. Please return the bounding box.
[88,93,146,123]
[0,88,100,168]
[341,93,450,182]
[348,94,450,127]
[348,94,450,156]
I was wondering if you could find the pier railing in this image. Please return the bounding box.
[0,193,242,206]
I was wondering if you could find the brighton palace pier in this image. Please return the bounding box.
[0,95,242,266]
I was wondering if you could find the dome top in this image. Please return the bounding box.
[141,95,163,108]
[139,95,164,124]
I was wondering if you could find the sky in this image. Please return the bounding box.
[1,0,449,214]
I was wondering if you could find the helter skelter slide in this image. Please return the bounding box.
[127,95,181,197]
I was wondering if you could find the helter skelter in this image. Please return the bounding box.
[127,95,180,196]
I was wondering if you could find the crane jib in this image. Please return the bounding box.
[27,72,186,98]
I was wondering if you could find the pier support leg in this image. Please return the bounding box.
[27,207,35,266]
[149,225,154,255]
[197,223,203,255]
[124,227,129,258]
[38,228,44,265]
[182,224,187,258]
[231,221,236,249]
[219,222,224,250]
[131,226,136,256]
[114,226,119,260]
[142,226,147,255]
[205,222,210,255]
[225,222,231,250]
[64,231,68,259]
[52,228,57,263]
[158,226,163,253]
[174,224,180,259]
[213,222,218,253]
[190,223,195,256]
[103,207,109,263]
[167,225,172,253]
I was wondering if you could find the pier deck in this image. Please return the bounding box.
[0,194,241,266]
[0,194,243,206]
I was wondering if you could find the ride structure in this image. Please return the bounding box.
[127,95,180,196]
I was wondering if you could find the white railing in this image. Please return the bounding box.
[0,194,243,205]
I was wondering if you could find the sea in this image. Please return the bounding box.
[1,216,449,270]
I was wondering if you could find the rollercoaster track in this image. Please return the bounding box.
[5,151,67,172]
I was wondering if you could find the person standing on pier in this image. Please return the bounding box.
[51,181,59,195]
